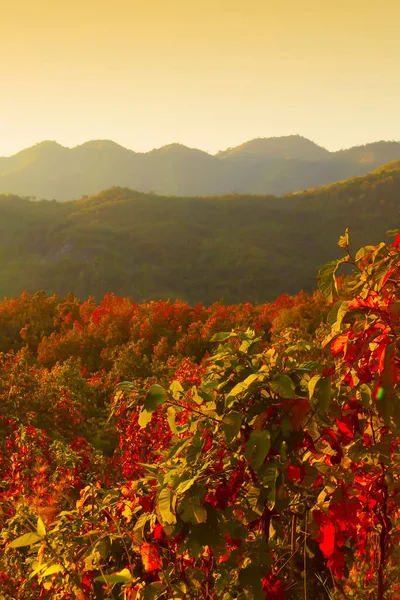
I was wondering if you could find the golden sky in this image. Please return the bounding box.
[0,0,399,155]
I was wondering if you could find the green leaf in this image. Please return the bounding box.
[221,412,242,443]
[42,564,64,577]
[314,377,331,414]
[327,300,350,334]
[175,477,197,495]
[144,384,166,411]
[270,373,295,399]
[308,375,321,400]
[143,582,168,600]
[94,568,132,584]
[179,497,208,524]
[318,257,348,302]
[211,332,233,342]
[9,532,42,548]
[229,374,260,398]
[138,408,153,429]
[115,381,135,392]
[169,380,184,400]
[358,384,371,409]
[167,406,178,434]
[191,504,207,524]
[157,487,176,525]
[37,517,46,538]
[245,430,271,470]
[133,513,151,544]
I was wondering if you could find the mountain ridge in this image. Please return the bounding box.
[0,135,400,201]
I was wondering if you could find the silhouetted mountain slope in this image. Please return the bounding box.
[0,162,399,304]
[0,136,399,200]
[216,135,330,160]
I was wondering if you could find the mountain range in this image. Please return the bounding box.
[0,160,399,304]
[1,136,400,200]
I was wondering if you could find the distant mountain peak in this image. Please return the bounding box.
[216,135,330,160]
[21,140,66,155]
[75,139,129,151]
[151,143,203,153]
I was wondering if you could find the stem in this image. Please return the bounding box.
[377,464,389,600]
[262,505,271,544]
[291,513,297,579]
[165,397,222,424]
[304,511,307,600]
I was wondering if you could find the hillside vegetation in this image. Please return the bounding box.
[0,232,399,599]
[0,161,399,304]
[0,136,400,200]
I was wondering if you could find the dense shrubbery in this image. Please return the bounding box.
[0,232,400,599]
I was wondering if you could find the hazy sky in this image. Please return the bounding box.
[1,0,399,156]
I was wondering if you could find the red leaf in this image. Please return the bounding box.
[140,542,162,571]
[331,333,350,357]
[319,520,336,558]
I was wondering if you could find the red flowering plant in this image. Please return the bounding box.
[313,228,400,598]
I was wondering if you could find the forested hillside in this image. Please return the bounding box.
[0,161,399,304]
[0,136,399,200]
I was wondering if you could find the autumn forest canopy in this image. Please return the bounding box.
[0,155,400,600]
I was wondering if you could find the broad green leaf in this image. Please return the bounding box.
[169,380,184,400]
[191,387,203,405]
[133,513,151,544]
[317,257,348,302]
[157,487,176,525]
[143,581,168,600]
[314,377,331,414]
[327,300,350,335]
[144,384,166,411]
[229,374,259,398]
[37,517,46,538]
[191,504,207,524]
[308,375,321,400]
[358,383,371,409]
[245,430,271,470]
[115,381,135,392]
[355,242,385,262]
[167,406,178,434]
[270,373,295,399]
[94,568,132,584]
[221,412,242,443]
[138,408,153,429]
[211,332,233,342]
[179,497,207,524]
[175,477,197,495]
[42,564,64,577]
[9,532,41,548]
